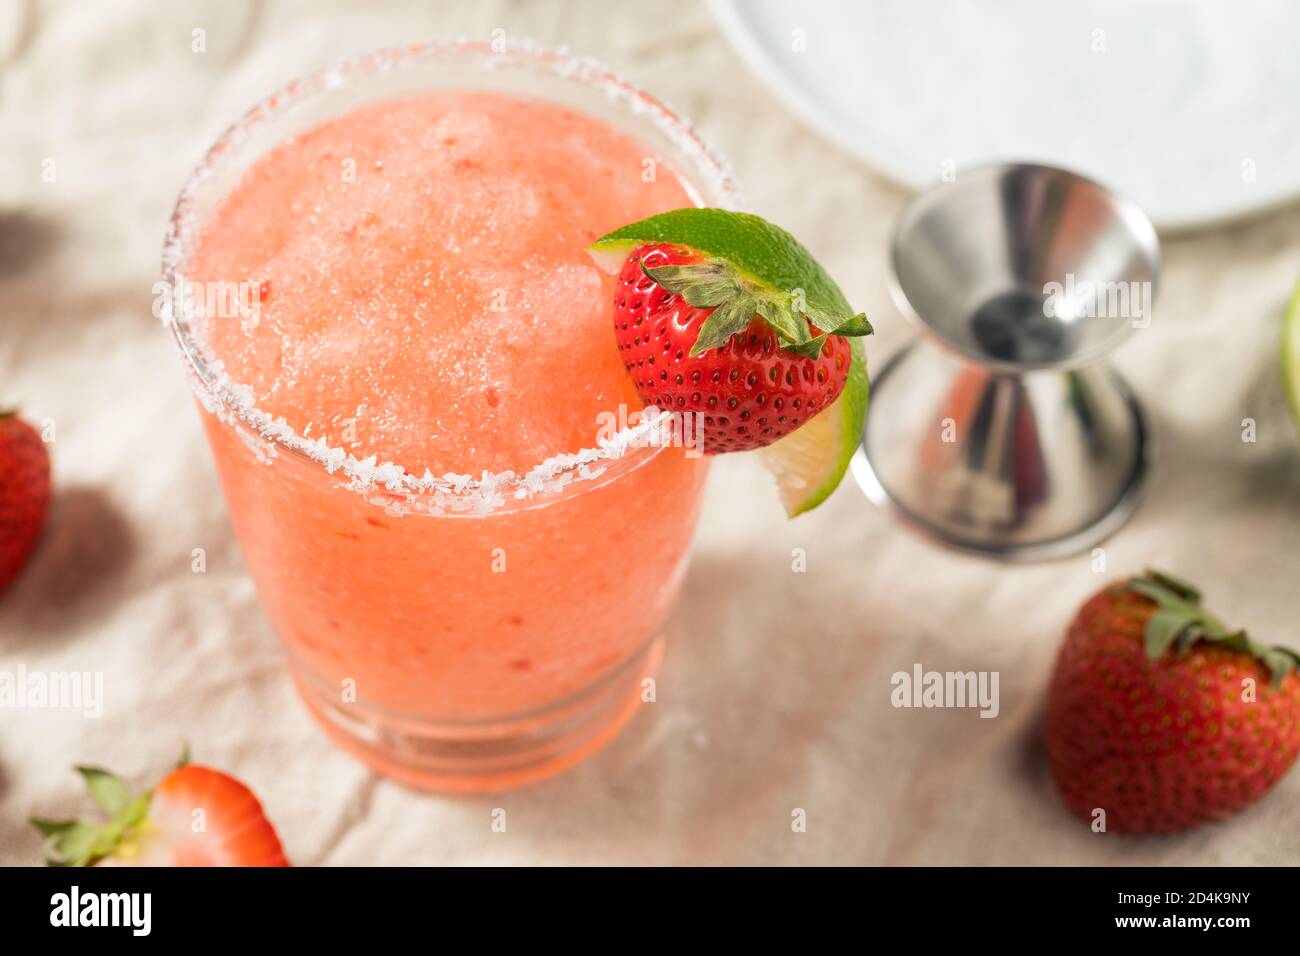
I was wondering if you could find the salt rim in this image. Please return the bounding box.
[160,37,740,517]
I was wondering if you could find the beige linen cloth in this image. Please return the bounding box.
[2,0,1298,866]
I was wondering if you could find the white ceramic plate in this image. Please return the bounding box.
[710,0,1300,231]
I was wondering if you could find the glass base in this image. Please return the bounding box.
[289,637,663,793]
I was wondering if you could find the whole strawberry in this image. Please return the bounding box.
[1045,571,1300,833]
[0,409,50,593]
[612,241,870,454]
[33,757,289,866]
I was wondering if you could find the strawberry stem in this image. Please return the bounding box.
[31,762,159,866]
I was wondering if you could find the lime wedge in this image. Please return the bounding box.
[1285,283,1300,429]
[757,338,868,515]
[592,209,869,516]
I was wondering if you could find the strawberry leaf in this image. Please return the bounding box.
[75,765,132,817]
[31,762,160,867]
[641,253,870,360]
[1174,630,1195,655]
[30,817,78,838]
[809,309,873,337]
[639,263,719,291]
[1260,646,1300,685]
[1122,570,1300,686]
[691,296,754,356]
[755,297,803,344]
[1124,579,1189,611]
[785,333,831,360]
[803,303,873,337]
[30,818,102,867]
[1147,569,1201,602]
[641,263,733,308]
[1145,608,1196,658]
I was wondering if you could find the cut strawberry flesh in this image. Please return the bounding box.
[146,766,290,867]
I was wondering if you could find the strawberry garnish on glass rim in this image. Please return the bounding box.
[590,208,871,517]
[32,754,289,867]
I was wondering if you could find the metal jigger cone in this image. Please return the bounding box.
[854,163,1160,560]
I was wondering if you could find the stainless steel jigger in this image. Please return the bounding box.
[854,163,1160,561]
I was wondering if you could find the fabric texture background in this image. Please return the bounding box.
[2,0,1298,865]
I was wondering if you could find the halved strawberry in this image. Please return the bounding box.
[32,758,289,867]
